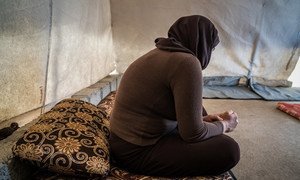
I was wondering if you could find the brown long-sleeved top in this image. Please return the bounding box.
[110,48,224,146]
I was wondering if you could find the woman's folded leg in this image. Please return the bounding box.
[110,129,240,177]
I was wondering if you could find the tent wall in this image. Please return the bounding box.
[0,0,115,124]
[111,0,300,84]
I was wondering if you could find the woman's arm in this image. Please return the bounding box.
[170,56,224,142]
[203,111,239,133]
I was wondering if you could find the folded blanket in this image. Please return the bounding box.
[277,102,300,120]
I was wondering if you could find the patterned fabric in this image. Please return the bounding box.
[32,165,234,180]
[97,91,117,118]
[13,99,110,178]
[108,166,234,180]
[277,102,300,120]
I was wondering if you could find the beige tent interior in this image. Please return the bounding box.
[0,0,299,179]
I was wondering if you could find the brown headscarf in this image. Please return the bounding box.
[155,15,219,70]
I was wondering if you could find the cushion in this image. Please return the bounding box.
[108,166,235,180]
[97,91,116,118]
[32,165,234,180]
[12,98,110,178]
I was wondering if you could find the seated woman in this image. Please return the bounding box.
[109,15,240,177]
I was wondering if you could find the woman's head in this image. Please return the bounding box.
[156,15,219,69]
[169,15,219,68]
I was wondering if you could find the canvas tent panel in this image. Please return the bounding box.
[46,0,115,104]
[111,0,300,100]
[0,1,50,123]
[111,0,300,84]
[0,0,116,123]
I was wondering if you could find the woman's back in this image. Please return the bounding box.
[110,48,197,146]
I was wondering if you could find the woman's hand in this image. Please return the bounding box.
[219,110,239,133]
[203,114,223,122]
[203,110,239,133]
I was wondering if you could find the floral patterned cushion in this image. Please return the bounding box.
[97,91,116,118]
[32,165,234,180]
[12,98,110,178]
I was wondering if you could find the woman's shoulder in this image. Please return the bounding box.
[171,51,200,67]
[153,48,199,63]
[129,48,200,73]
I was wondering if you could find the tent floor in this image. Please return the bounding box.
[203,99,300,180]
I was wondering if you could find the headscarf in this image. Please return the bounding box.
[155,15,219,70]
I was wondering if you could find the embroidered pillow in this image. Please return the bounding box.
[97,91,116,119]
[12,98,110,177]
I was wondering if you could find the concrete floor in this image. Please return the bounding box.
[203,99,300,180]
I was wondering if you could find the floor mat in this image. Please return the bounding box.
[250,83,300,101]
[203,76,300,101]
[203,85,261,99]
[31,165,236,180]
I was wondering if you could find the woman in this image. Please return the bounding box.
[109,15,240,177]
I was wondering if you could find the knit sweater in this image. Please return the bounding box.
[110,48,224,146]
